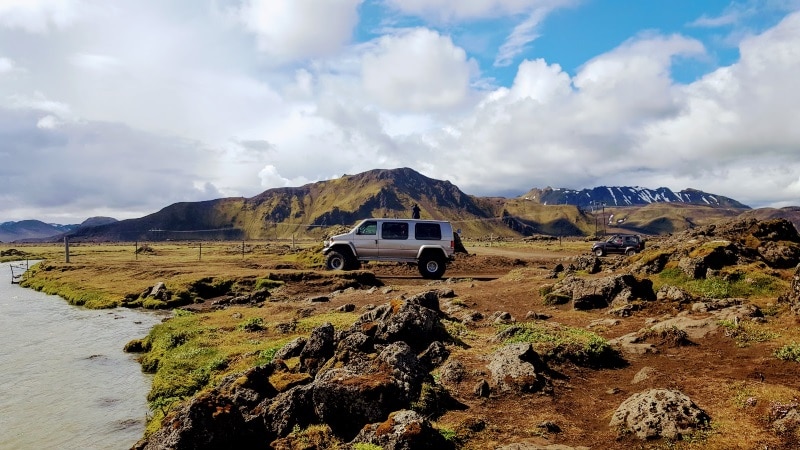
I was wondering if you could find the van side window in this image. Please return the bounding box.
[357,221,377,235]
[415,223,441,240]
[381,222,408,240]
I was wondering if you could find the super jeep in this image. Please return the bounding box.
[322,218,456,279]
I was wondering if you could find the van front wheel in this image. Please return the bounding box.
[326,251,348,271]
[418,254,446,279]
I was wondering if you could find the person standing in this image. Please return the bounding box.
[411,203,421,219]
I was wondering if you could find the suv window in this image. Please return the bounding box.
[356,221,377,235]
[415,223,442,240]
[381,222,408,240]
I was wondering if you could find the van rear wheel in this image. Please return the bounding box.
[418,254,446,279]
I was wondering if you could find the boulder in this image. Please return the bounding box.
[779,263,800,314]
[299,322,335,375]
[656,285,693,304]
[273,337,306,361]
[439,358,467,384]
[257,384,316,440]
[419,341,450,369]
[487,342,547,393]
[133,390,263,450]
[550,274,655,310]
[350,409,453,450]
[348,292,444,350]
[312,341,429,440]
[609,388,710,439]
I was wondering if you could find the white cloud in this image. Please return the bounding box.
[258,164,310,188]
[1,1,800,224]
[0,0,83,33]
[361,28,477,112]
[236,0,362,63]
[494,9,546,67]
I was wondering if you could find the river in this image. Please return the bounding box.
[0,262,166,449]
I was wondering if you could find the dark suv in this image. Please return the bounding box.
[591,234,645,257]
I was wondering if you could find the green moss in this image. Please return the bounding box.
[656,267,785,299]
[254,277,284,290]
[352,444,382,450]
[499,322,621,368]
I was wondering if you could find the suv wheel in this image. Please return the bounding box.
[625,248,636,256]
[325,251,349,271]
[418,254,446,279]
[594,248,605,257]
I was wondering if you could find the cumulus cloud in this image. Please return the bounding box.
[236,0,362,63]
[361,28,477,112]
[1,1,800,223]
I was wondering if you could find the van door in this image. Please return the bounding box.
[378,221,411,259]
[352,220,379,258]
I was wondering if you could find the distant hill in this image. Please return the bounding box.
[522,186,750,209]
[0,217,118,243]
[0,220,71,242]
[738,207,800,234]
[26,168,759,242]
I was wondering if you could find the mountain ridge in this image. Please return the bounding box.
[523,186,749,209]
[1,168,776,243]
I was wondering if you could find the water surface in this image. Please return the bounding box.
[0,262,166,449]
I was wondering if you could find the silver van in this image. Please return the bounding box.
[322,218,456,279]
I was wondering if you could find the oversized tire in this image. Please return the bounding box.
[625,248,636,256]
[418,253,446,279]
[594,248,605,257]
[325,251,348,271]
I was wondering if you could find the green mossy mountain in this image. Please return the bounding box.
[58,168,755,242]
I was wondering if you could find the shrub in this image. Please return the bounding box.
[719,319,778,347]
[775,342,800,363]
[238,317,265,332]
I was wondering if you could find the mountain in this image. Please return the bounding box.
[50,168,756,242]
[522,186,750,209]
[79,216,118,228]
[0,220,70,242]
[0,217,118,243]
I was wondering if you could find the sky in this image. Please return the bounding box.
[2,0,800,224]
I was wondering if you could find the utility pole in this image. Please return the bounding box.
[601,202,607,235]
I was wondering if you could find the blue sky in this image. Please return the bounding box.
[1,0,800,223]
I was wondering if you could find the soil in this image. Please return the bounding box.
[199,244,800,449]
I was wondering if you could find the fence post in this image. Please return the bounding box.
[135,241,138,260]
[198,242,202,261]
[64,236,70,263]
